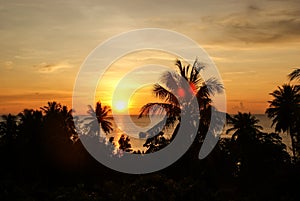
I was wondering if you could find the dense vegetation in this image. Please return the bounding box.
[0,65,300,201]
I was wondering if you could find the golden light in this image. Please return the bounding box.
[113,100,127,112]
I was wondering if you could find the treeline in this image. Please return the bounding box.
[0,101,299,201]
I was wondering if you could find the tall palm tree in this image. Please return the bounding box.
[139,59,223,125]
[226,112,263,142]
[288,68,300,81]
[86,101,113,135]
[226,112,263,178]
[139,59,224,152]
[266,84,300,162]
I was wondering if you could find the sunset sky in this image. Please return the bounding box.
[1,0,300,115]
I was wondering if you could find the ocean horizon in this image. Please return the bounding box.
[102,114,292,152]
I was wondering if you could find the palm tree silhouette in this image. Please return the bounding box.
[0,114,19,143]
[139,59,223,123]
[118,134,132,152]
[41,101,77,142]
[41,102,74,128]
[266,84,300,162]
[0,114,19,171]
[18,109,43,140]
[40,101,62,115]
[18,109,43,124]
[17,109,44,175]
[139,59,224,152]
[226,112,263,179]
[226,112,263,142]
[86,101,113,135]
[289,68,300,81]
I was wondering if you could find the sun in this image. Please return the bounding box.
[113,100,127,112]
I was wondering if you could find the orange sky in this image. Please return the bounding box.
[1,0,300,115]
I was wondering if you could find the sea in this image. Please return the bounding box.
[0,114,292,153]
[107,114,292,152]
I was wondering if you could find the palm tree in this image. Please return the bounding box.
[41,101,77,142]
[139,59,224,153]
[118,134,132,152]
[266,84,300,162]
[86,101,113,135]
[17,109,43,174]
[0,114,19,172]
[18,109,43,123]
[18,109,43,140]
[0,114,19,143]
[226,112,263,178]
[288,68,300,81]
[226,112,263,142]
[139,59,223,126]
[40,101,62,116]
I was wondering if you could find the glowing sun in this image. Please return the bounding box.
[113,100,127,112]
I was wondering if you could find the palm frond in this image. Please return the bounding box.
[139,102,180,118]
[175,59,185,79]
[161,71,180,92]
[153,84,179,105]
[288,68,300,81]
[192,58,205,72]
[204,77,224,96]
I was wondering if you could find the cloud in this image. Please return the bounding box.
[201,4,300,44]
[34,61,72,73]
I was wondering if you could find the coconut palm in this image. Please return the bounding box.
[18,109,43,139]
[139,59,223,125]
[40,102,77,142]
[118,134,132,152]
[226,112,263,142]
[86,101,113,135]
[288,68,300,81]
[41,102,74,126]
[139,59,224,154]
[18,109,43,124]
[226,112,263,178]
[266,84,300,162]
[0,114,19,144]
[40,101,62,116]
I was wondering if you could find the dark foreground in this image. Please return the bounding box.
[1,103,300,201]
